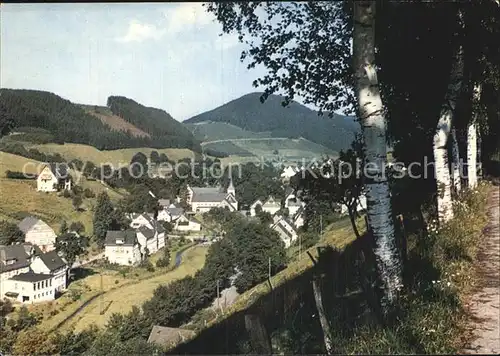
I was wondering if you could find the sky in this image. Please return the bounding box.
[0,3,285,121]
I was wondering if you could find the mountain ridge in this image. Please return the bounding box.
[0,89,199,151]
[184,92,360,152]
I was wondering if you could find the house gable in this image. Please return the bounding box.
[38,166,57,182]
[250,200,263,209]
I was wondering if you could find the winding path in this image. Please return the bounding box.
[464,185,500,354]
[200,137,291,146]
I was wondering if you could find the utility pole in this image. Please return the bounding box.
[99,273,103,315]
[320,214,323,236]
[268,257,271,279]
[216,279,220,312]
[299,234,302,259]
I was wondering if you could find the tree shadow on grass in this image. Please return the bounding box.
[69,267,97,284]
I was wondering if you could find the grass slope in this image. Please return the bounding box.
[188,121,335,160]
[202,141,255,157]
[69,245,208,332]
[186,121,271,141]
[28,143,198,166]
[0,151,124,233]
[234,137,336,159]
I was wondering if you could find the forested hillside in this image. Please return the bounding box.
[0,89,200,151]
[185,92,360,152]
[107,96,196,145]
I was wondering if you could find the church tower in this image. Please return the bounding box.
[227,177,236,196]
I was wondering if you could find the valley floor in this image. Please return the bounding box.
[464,185,500,354]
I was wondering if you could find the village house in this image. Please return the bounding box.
[129,213,155,229]
[0,245,31,296]
[187,179,238,213]
[251,196,281,216]
[271,215,299,248]
[37,163,72,192]
[157,202,184,223]
[284,188,305,217]
[0,244,67,304]
[104,230,142,266]
[136,224,166,256]
[30,246,68,293]
[18,216,56,252]
[128,213,167,255]
[340,194,367,216]
[174,214,203,232]
[249,199,263,216]
[158,199,171,209]
[280,165,299,182]
[2,272,55,304]
[292,206,305,229]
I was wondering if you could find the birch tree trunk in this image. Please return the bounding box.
[353,1,402,313]
[433,45,464,224]
[468,84,481,188]
[451,128,462,194]
[467,122,478,188]
[477,127,482,179]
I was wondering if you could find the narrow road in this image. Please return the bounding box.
[200,137,292,146]
[464,185,500,354]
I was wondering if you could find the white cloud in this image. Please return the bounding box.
[164,3,213,34]
[116,20,165,43]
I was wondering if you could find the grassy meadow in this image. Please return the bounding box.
[0,151,124,233]
[29,143,197,166]
[20,243,208,333]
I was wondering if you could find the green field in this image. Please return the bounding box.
[186,121,272,141]
[28,143,198,166]
[67,245,208,332]
[0,151,125,233]
[186,121,336,162]
[203,141,255,157]
[234,137,336,159]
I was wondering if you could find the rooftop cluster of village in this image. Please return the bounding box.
[1,162,366,306]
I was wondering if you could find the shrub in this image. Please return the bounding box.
[155,248,171,268]
[69,289,82,302]
[119,268,130,278]
[140,260,155,272]
[83,188,95,198]
[5,170,33,179]
[49,309,60,317]
[72,185,83,196]
[334,182,491,354]
[294,232,320,250]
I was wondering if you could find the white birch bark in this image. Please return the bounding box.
[451,128,462,193]
[477,127,482,179]
[433,44,464,224]
[467,122,478,188]
[468,84,481,188]
[353,1,402,313]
